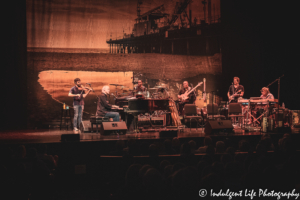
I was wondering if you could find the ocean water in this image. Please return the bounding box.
[27,47,110,53]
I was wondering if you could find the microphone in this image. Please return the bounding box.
[86,83,91,85]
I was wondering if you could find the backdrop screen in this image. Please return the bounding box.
[26,0,221,127]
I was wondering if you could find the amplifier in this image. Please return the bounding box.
[205,120,233,135]
[100,121,127,135]
[138,116,165,127]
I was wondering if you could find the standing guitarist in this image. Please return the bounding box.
[227,77,244,103]
[177,81,196,115]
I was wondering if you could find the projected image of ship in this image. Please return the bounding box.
[107,0,221,56]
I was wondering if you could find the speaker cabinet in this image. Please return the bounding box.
[205,120,233,135]
[61,134,80,142]
[100,121,127,135]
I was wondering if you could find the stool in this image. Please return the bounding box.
[228,103,244,127]
[90,116,109,134]
[60,108,72,130]
[183,104,203,132]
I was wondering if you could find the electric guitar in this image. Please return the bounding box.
[178,82,203,102]
[228,89,242,103]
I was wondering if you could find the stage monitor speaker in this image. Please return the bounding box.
[159,130,178,138]
[61,134,80,142]
[205,120,233,135]
[80,120,92,133]
[100,121,127,135]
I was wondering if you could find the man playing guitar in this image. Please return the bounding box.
[177,81,196,115]
[227,77,244,103]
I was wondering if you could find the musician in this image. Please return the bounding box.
[96,85,120,121]
[227,77,244,103]
[177,81,196,115]
[257,87,275,118]
[68,78,91,133]
[260,87,274,99]
[134,80,146,92]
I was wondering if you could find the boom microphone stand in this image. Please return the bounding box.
[211,90,219,121]
[266,74,284,106]
[265,74,284,129]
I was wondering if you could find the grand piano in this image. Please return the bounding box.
[125,98,169,113]
[117,98,171,130]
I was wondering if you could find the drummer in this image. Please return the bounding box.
[134,80,147,92]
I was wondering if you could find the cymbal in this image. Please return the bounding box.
[149,88,158,90]
[110,84,123,86]
[154,85,166,88]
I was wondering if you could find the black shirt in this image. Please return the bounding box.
[178,87,196,104]
[228,85,244,102]
[69,86,85,106]
[134,85,146,92]
[96,93,112,117]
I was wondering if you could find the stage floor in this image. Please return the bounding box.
[0,126,299,144]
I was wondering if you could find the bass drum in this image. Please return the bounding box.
[144,91,150,98]
[135,91,144,99]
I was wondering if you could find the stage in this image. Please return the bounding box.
[1,126,298,144]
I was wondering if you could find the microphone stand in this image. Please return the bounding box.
[87,83,95,93]
[212,91,215,120]
[266,74,284,106]
[87,84,99,106]
[265,74,284,130]
[211,90,218,121]
[230,82,234,103]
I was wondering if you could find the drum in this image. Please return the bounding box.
[136,91,144,99]
[152,93,159,99]
[145,91,150,98]
[292,110,300,127]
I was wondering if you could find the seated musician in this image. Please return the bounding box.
[260,87,274,99]
[96,85,120,121]
[134,80,146,92]
[257,87,275,118]
[227,77,244,103]
[177,81,196,115]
